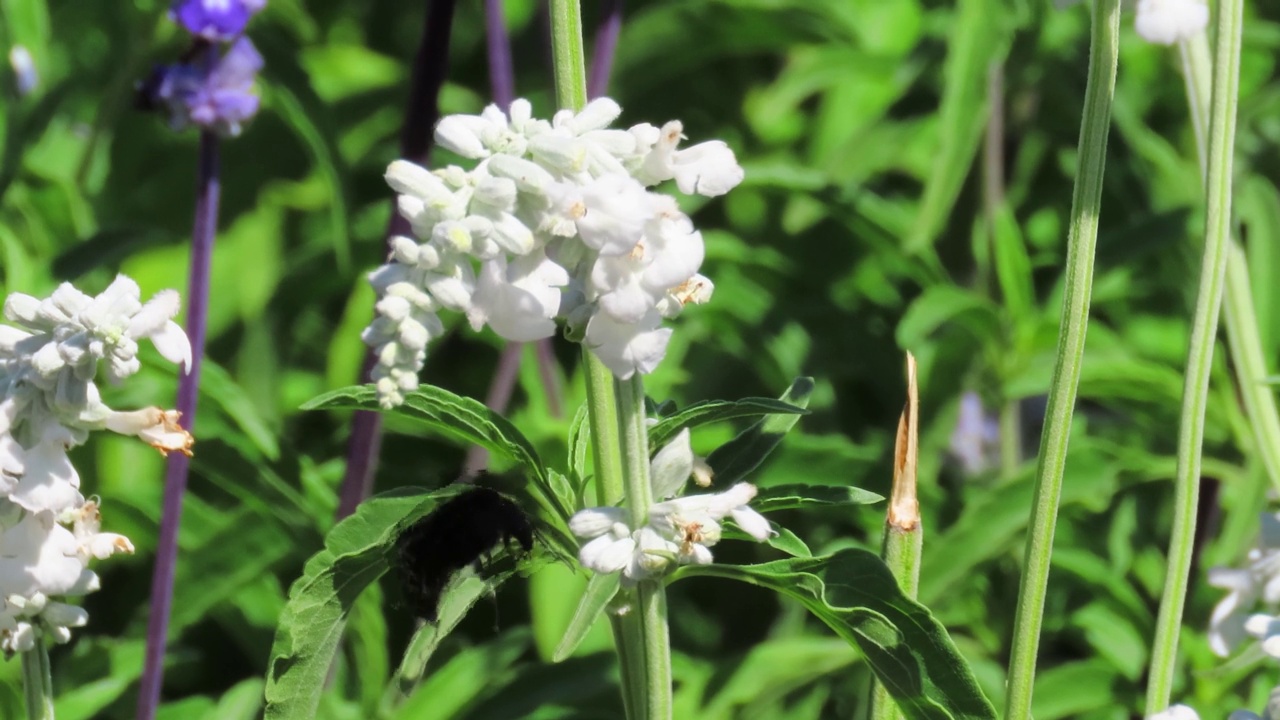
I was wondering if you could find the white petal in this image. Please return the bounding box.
[649,428,694,500]
[731,506,773,542]
[672,141,744,197]
[580,535,634,574]
[569,507,627,538]
[433,115,491,159]
[126,289,181,339]
[152,321,192,374]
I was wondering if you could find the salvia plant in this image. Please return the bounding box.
[4,0,1280,718]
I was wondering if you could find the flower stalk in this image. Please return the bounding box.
[871,353,922,720]
[1177,26,1280,495]
[138,129,219,720]
[336,0,456,516]
[1146,0,1245,708]
[1002,0,1120,717]
[21,638,52,720]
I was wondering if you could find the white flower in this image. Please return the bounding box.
[636,121,744,197]
[1148,706,1199,720]
[0,278,178,652]
[1209,513,1280,657]
[584,308,673,380]
[366,98,743,405]
[1135,0,1209,46]
[467,251,569,341]
[569,433,774,583]
[103,407,193,457]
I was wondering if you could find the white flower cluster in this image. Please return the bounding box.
[1135,0,1209,46]
[363,98,744,407]
[568,429,772,584]
[0,276,193,654]
[1208,512,1280,660]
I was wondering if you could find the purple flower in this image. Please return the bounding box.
[948,391,1000,475]
[170,0,266,42]
[142,38,263,137]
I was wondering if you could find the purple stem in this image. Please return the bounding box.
[136,130,219,720]
[587,0,623,100]
[484,0,515,107]
[335,0,458,519]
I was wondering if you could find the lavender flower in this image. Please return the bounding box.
[142,38,262,137]
[170,0,266,42]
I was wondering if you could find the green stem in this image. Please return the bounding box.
[584,350,626,505]
[22,638,54,720]
[1002,1,1120,717]
[549,0,588,112]
[548,5,665,715]
[617,375,671,719]
[1146,0,1244,710]
[1178,32,1280,495]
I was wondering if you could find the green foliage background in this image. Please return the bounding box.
[2,0,1280,717]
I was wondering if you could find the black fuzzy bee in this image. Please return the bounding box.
[395,486,535,622]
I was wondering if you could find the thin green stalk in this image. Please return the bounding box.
[871,354,922,720]
[584,351,626,505]
[22,639,54,720]
[1002,1,1120,717]
[1178,33,1212,176]
[1178,31,1280,494]
[549,0,588,112]
[1146,0,1244,710]
[617,375,672,719]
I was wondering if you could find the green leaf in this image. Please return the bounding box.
[648,397,810,449]
[752,483,884,512]
[263,487,440,720]
[904,0,1012,253]
[391,572,517,695]
[896,286,1000,351]
[198,357,280,461]
[568,401,592,502]
[991,202,1035,326]
[301,384,562,518]
[677,549,995,719]
[552,572,622,662]
[706,378,814,485]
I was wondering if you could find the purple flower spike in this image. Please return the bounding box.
[171,0,266,41]
[150,38,263,137]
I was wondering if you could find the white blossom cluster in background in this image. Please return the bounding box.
[363,97,744,408]
[1208,512,1280,661]
[1135,0,1209,46]
[568,429,772,584]
[0,276,193,655]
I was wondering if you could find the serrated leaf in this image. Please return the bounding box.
[648,397,810,449]
[706,378,814,485]
[677,549,996,719]
[301,384,564,519]
[753,483,884,512]
[553,572,622,662]
[264,487,439,720]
